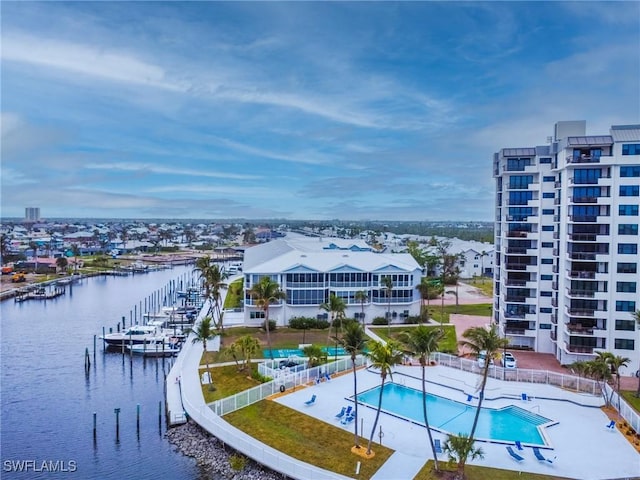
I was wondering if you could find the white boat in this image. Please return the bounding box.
[100,324,166,347]
[126,339,182,357]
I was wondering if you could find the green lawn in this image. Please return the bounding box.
[370,324,458,354]
[223,278,243,309]
[200,363,265,403]
[621,390,640,413]
[414,460,570,480]
[224,400,394,478]
[427,303,493,324]
[465,277,495,298]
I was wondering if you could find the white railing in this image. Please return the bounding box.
[210,356,366,416]
[605,384,640,433]
[433,352,601,396]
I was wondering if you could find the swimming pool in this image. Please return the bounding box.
[262,346,349,358]
[356,383,554,445]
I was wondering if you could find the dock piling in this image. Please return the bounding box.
[114,408,121,442]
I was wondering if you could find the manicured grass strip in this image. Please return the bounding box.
[414,460,570,480]
[621,390,640,414]
[465,277,495,298]
[200,364,264,403]
[428,303,493,324]
[224,400,394,478]
[371,324,458,354]
[223,278,244,309]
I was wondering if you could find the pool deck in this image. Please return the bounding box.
[274,364,640,480]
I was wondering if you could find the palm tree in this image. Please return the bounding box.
[248,276,286,360]
[634,310,640,397]
[607,354,630,409]
[71,243,81,272]
[397,326,444,470]
[436,240,451,322]
[191,316,216,389]
[459,324,509,443]
[443,433,484,479]
[479,250,488,283]
[364,339,403,456]
[381,275,394,336]
[320,293,346,353]
[56,256,68,273]
[355,290,368,329]
[194,256,228,331]
[336,322,367,449]
[303,344,324,367]
[585,353,614,407]
[237,334,261,372]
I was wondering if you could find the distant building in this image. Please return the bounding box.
[493,120,640,375]
[242,236,422,326]
[25,207,41,222]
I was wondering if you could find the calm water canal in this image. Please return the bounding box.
[1,266,207,479]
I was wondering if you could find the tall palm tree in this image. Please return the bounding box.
[416,278,431,323]
[236,334,261,372]
[364,339,403,455]
[398,326,444,471]
[336,322,367,449]
[607,354,630,409]
[194,256,228,331]
[436,240,451,322]
[191,316,215,388]
[634,310,640,397]
[248,277,285,360]
[381,275,394,336]
[459,324,509,443]
[479,250,488,283]
[355,290,368,329]
[320,293,346,351]
[71,243,81,272]
[443,433,484,479]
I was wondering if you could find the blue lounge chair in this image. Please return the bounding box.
[324,373,331,381]
[515,440,524,451]
[304,394,317,406]
[341,413,355,425]
[521,393,528,401]
[466,394,473,402]
[434,439,443,454]
[606,420,616,429]
[533,447,554,464]
[506,446,524,462]
[335,406,346,418]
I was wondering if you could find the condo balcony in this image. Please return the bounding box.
[567,308,596,317]
[568,215,599,223]
[566,154,601,164]
[564,343,596,355]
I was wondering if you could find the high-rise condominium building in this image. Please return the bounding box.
[493,121,640,375]
[25,207,41,222]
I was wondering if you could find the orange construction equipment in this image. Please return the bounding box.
[11,272,26,283]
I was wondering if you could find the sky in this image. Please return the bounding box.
[1,2,639,221]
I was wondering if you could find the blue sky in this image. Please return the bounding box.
[2,2,638,221]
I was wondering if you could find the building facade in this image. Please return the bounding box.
[493,121,640,375]
[242,236,422,326]
[24,207,40,222]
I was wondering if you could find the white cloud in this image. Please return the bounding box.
[85,162,261,180]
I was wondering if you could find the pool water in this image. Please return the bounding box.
[356,383,553,445]
[262,346,348,358]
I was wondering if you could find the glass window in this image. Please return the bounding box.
[542,209,554,215]
[541,258,553,264]
[540,291,552,297]
[615,319,636,331]
[619,205,639,216]
[540,158,552,164]
[539,324,552,330]
[506,158,531,171]
[617,282,637,293]
[620,185,640,196]
[539,307,552,313]
[540,274,553,280]
[573,168,602,184]
[617,263,638,273]
[618,243,638,254]
[618,224,639,235]
[622,144,640,156]
[614,339,635,350]
[542,225,554,231]
[509,175,534,189]
[542,193,554,199]
[543,176,555,182]
[615,300,636,312]
[508,191,533,205]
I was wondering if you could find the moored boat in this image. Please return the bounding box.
[100,324,166,346]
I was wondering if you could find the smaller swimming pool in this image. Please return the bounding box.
[262,346,348,358]
[356,383,554,445]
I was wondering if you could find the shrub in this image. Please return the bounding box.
[288,317,316,329]
[372,316,389,325]
[229,453,247,471]
[404,315,421,324]
[261,319,277,332]
[251,370,272,383]
[315,319,330,330]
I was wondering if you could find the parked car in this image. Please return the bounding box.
[502,352,517,369]
[477,350,494,368]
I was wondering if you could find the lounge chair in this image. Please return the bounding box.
[335,407,346,418]
[304,394,317,406]
[606,420,616,429]
[434,439,443,454]
[515,440,524,451]
[341,413,355,425]
[506,446,524,462]
[466,394,473,402]
[324,373,331,381]
[533,447,554,464]
[521,393,529,401]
